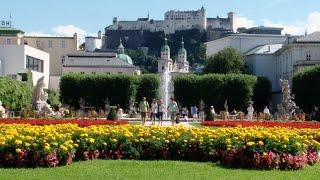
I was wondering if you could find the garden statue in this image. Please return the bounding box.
[199,99,205,120]
[247,103,254,120]
[224,99,229,113]
[277,79,297,120]
[31,76,55,116]
[0,100,7,118]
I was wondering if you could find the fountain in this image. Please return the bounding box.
[160,70,172,119]
[157,36,190,119]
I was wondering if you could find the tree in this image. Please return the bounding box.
[203,47,245,74]
[126,49,158,73]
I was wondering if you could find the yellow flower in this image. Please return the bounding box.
[16,148,22,153]
[14,140,23,145]
[258,141,264,146]
[246,142,255,146]
[88,138,95,144]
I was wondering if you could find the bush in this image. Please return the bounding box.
[292,65,320,113]
[60,74,159,110]
[205,109,214,121]
[136,74,160,103]
[174,74,257,112]
[0,77,33,111]
[46,90,61,110]
[252,77,272,112]
[107,108,118,120]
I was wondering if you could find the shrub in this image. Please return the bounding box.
[292,65,320,113]
[107,108,118,120]
[0,77,33,111]
[60,74,160,110]
[46,90,61,110]
[174,74,257,111]
[205,109,214,121]
[136,74,160,103]
[252,77,272,112]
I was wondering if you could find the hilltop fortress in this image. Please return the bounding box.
[106,7,236,34]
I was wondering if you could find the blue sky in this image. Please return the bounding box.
[1,0,320,40]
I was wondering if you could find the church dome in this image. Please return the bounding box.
[178,37,187,55]
[117,54,133,65]
[161,37,170,52]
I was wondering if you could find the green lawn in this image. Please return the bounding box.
[0,160,319,180]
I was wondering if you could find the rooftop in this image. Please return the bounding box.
[64,55,136,68]
[296,31,320,43]
[0,27,24,36]
[246,44,283,56]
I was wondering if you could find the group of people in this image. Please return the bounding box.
[139,97,179,126]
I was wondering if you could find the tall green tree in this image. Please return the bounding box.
[204,47,245,74]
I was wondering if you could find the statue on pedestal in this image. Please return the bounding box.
[31,76,55,116]
[247,103,254,121]
[277,79,297,120]
[0,100,7,118]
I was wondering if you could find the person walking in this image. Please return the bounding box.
[150,99,158,125]
[167,97,179,126]
[139,97,149,125]
[191,105,198,121]
[157,99,165,125]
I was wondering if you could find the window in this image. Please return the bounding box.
[92,72,96,74]
[48,40,53,48]
[26,55,44,72]
[61,40,66,48]
[6,38,11,44]
[306,54,311,61]
[36,40,41,48]
[80,72,85,74]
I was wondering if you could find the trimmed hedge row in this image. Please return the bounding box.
[60,74,160,109]
[0,77,33,111]
[292,65,320,113]
[253,77,272,112]
[174,74,271,111]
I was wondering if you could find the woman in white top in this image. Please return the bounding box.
[150,99,158,125]
[157,99,166,126]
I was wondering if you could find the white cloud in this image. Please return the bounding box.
[25,31,52,37]
[263,19,304,35]
[235,11,320,35]
[263,11,320,35]
[27,25,96,43]
[236,16,255,29]
[52,25,88,43]
[306,11,320,33]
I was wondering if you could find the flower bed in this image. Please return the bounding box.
[0,119,128,126]
[0,124,319,170]
[202,120,320,129]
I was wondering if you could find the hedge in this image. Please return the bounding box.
[252,77,272,112]
[292,65,320,113]
[0,77,33,111]
[60,74,160,109]
[136,74,160,102]
[174,74,257,111]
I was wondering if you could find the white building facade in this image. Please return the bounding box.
[85,31,103,52]
[107,7,235,34]
[0,44,50,88]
